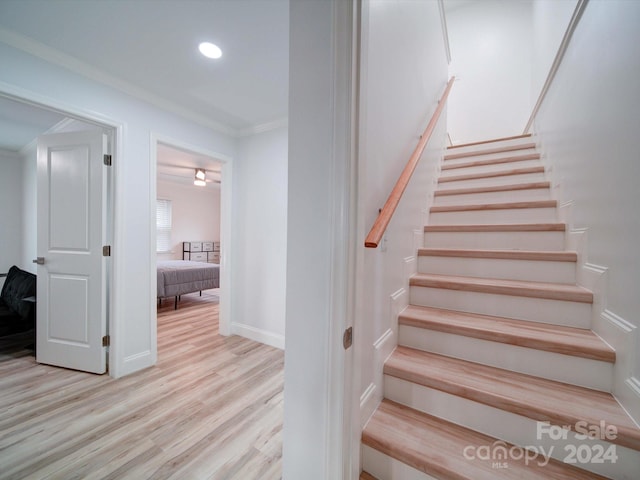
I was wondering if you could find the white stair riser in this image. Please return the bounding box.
[443,152,538,169]
[417,256,576,284]
[439,171,547,189]
[409,286,592,328]
[424,231,566,251]
[398,325,612,391]
[384,377,640,480]
[429,207,557,225]
[362,445,437,480]
[441,158,542,177]
[445,148,538,164]
[446,137,538,157]
[433,188,552,206]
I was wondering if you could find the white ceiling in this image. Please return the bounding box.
[0,97,67,152]
[0,0,289,158]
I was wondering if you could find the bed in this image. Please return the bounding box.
[157,260,220,309]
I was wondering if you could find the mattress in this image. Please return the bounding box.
[157,260,220,298]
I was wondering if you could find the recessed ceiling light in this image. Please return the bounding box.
[199,42,222,59]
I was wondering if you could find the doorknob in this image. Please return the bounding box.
[32,257,45,265]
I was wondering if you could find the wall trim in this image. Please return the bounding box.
[437,0,452,64]
[626,377,640,398]
[524,0,589,133]
[231,322,285,350]
[539,135,639,425]
[622,378,640,426]
[359,382,378,429]
[374,327,394,352]
[602,309,635,333]
[119,350,154,377]
[237,117,288,137]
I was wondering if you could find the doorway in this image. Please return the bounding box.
[0,91,119,374]
[151,135,232,341]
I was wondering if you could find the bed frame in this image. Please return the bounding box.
[157,260,220,309]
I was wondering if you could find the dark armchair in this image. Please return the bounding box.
[0,266,36,337]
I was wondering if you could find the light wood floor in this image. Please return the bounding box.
[0,291,284,479]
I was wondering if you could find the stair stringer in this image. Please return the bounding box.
[563,222,640,427]
[548,152,640,427]
[360,286,408,432]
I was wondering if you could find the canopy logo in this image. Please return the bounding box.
[462,420,619,469]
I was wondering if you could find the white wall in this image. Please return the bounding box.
[356,0,449,459]
[0,40,237,377]
[156,180,221,261]
[233,126,287,348]
[446,0,533,144]
[0,150,23,289]
[532,0,640,422]
[531,0,578,106]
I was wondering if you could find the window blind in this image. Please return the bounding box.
[156,199,172,253]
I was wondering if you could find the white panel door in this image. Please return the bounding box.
[36,131,108,374]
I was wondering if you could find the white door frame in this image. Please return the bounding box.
[0,82,123,377]
[149,133,233,342]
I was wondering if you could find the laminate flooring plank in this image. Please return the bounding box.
[0,290,283,479]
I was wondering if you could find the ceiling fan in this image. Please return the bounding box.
[157,164,221,185]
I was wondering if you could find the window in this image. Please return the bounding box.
[156,199,172,253]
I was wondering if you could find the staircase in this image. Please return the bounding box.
[361,134,640,479]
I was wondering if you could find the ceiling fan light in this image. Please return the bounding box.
[194,168,206,186]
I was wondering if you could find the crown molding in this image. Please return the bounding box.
[237,116,289,137]
[0,147,20,158]
[0,27,239,137]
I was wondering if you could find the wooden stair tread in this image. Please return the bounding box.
[399,305,614,362]
[435,181,551,197]
[425,223,566,233]
[444,142,537,160]
[363,399,610,479]
[448,133,532,150]
[385,347,640,451]
[359,472,378,480]
[431,200,556,213]
[439,166,544,184]
[417,248,577,262]
[410,273,593,303]
[441,152,540,171]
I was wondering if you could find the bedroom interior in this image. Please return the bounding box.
[155,141,223,312]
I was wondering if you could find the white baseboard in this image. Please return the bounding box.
[621,377,640,427]
[230,322,285,350]
[360,382,378,430]
[596,309,640,425]
[118,350,155,378]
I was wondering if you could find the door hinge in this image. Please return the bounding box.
[103,154,112,166]
[103,245,111,256]
[343,326,353,350]
[102,335,110,347]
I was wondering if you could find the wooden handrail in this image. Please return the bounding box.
[364,76,455,248]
